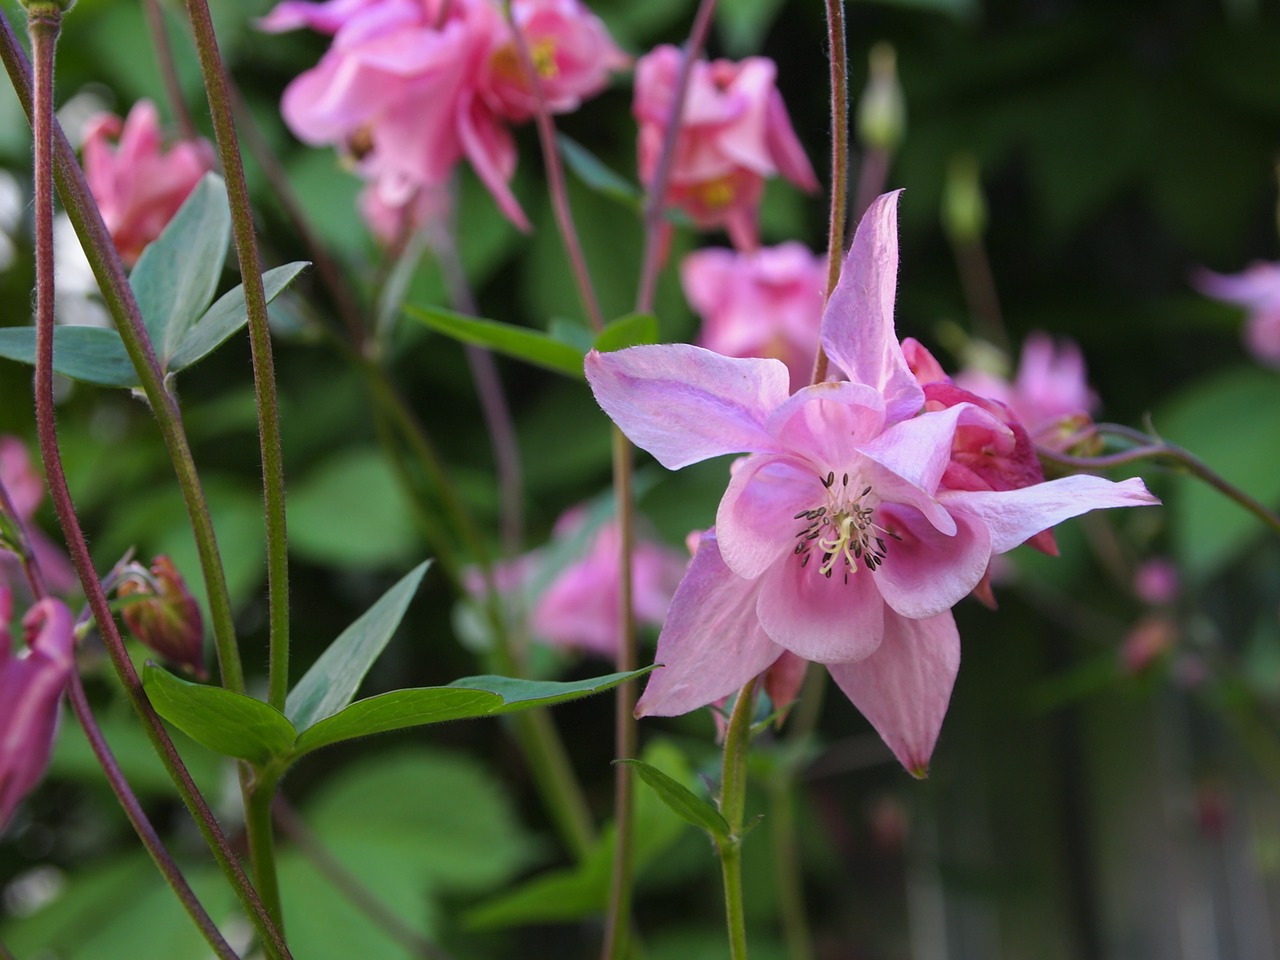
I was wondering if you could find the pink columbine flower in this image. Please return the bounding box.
[81,100,216,267]
[0,437,75,598]
[0,592,76,831]
[633,45,819,251]
[1193,261,1280,368]
[682,242,827,393]
[954,333,1099,453]
[586,192,1157,775]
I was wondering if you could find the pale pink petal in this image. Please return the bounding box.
[716,455,815,580]
[942,475,1158,555]
[765,380,887,467]
[764,88,819,190]
[763,651,808,714]
[585,345,790,469]
[827,610,960,777]
[636,532,785,717]
[820,191,923,424]
[756,552,884,663]
[713,59,778,175]
[873,505,990,618]
[456,91,530,230]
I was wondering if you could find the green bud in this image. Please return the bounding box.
[856,43,906,153]
[20,0,75,15]
[942,152,987,244]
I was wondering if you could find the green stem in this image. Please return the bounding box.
[141,0,197,140]
[181,0,290,713]
[767,777,814,960]
[716,682,757,960]
[811,0,849,386]
[244,769,285,931]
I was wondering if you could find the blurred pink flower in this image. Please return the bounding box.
[633,45,818,251]
[265,0,624,236]
[587,192,1157,774]
[1193,261,1280,368]
[0,592,76,832]
[682,242,826,392]
[0,438,75,598]
[955,333,1098,453]
[81,100,216,266]
[1133,557,1179,606]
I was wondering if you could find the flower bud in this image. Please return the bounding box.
[942,152,986,244]
[19,0,76,14]
[857,43,905,153]
[118,556,204,676]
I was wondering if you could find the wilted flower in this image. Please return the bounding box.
[1,592,76,832]
[118,556,204,676]
[587,192,1157,774]
[682,242,827,392]
[1193,261,1280,368]
[633,45,818,251]
[81,100,216,266]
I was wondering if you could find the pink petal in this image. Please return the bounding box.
[716,454,815,580]
[820,191,923,424]
[636,531,784,717]
[456,91,530,230]
[585,345,790,469]
[756,551,884,663]
[942,475,1158,555]
[765,380,887,467]
[873,505,991,618]
[827,609,960,777]
[764,88,819,191]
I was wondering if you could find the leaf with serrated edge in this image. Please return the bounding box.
[143,664,297,765]
[286,561,430,731]
[616,758,730,842]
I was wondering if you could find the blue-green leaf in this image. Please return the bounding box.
[556,134,643,208]
[0,325,136,387]
[143,664,297,764]
[404,304,586,377]
[616,758,731,842]
[286,562,430,731]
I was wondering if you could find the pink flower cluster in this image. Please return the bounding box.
[634,46,818,251]
[1193,261,1280,368]
[587,193,1157,775]
[261,0,627,236]
[81,101,216,266]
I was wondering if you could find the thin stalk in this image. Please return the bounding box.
[21,10,287,956]
[0,7,244,695]
[0,473,47,600]
[952,237,1006,350]
[67,674,241,959]
[767,777,813,960]
[851,146,889,230]
[634,0,718,315]
[504,5,603,331]
[1038,424,1280,537]
[599,430,637,960]
[181,0,290,714]
[811,0,849,386]
[141,0,197,140]
[243,774,285,930]
[716,682,758,960]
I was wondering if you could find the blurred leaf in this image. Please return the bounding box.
[168,262,310,371]
[131,174,230,360]
[405,304,585,377]
[1157,366,1280,579]
[0,325,136,387]
[594,312,659,353]
[286,561,431,730]
[617,758,730,842]
[287,448,420,570]
[715,0,788,56]
[143,664,297,764]
[294,668,653,755]
[548,317,595,352]
[854,0,978,13]
[557,134,642,209]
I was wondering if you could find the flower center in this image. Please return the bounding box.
[793,471,900,582]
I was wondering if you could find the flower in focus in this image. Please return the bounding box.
[0,437,75,599]
[682,242,827,393]
[467,506,687,657]
[954,333,1099,453]
[81,100,216,266]
[1193,261,1280,368]
[633,45,819,251]
[118,556,205,678]
[262,0,625,237]
[0,592,76,832]
[587,192,1157,774]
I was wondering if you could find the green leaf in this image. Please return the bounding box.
[130,174,231,362]
[556,134,643,208]
[404,304,586,377]
[616,758,731,842]
[286,562,430,730]
[143,664,297,764]
[0,325,136,387]
[1157,366,1280,578]
[548,316,596,352]
[594,312,659,353]
[294,669,652,755]
[168,262,309,371]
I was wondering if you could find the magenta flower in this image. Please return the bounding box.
[1193,261,1280,368]
[81,100,216,266]
[682,242,827,392]
[0,592,76,831]
[586,192,1157,774]
[0,437,75,598]
[633,46,818,251]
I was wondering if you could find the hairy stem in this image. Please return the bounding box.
[811,0,849,385]
[717,683,758,960]
[141,0,197,140]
